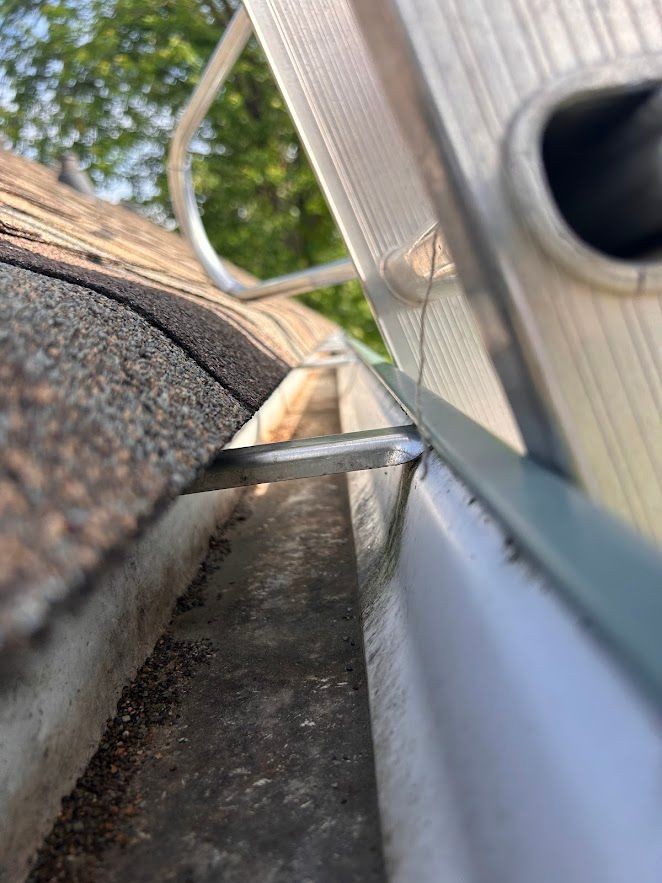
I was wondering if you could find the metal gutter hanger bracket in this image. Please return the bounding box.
[185,425,424,493]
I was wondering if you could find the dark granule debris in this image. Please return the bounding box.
[27,634,214,882]
[174,534,231,615]
[27,520,235,882]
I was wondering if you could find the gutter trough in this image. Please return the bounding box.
[3,335,662,883]
[0,353,329,882]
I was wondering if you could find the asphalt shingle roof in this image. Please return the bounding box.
[0,150,332,649]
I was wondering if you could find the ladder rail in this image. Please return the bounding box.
[244,0,524,450]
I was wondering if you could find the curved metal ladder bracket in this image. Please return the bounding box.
[167,5,356,301]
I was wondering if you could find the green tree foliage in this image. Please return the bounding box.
[0,0,385,351]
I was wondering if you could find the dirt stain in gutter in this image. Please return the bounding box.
[26,534,231,883]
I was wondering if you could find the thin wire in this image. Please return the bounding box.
[415,226,440,479]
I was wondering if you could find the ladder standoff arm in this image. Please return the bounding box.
[167,5,356,300]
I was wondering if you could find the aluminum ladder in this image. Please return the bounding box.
[169,2,523,453]
[351,0,662,541]
[170,0,661,541]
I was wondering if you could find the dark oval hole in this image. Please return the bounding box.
[542,82,662,261]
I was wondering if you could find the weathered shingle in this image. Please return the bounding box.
[0,150,333,648]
